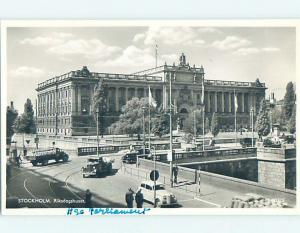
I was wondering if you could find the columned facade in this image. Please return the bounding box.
[37,55,266,136]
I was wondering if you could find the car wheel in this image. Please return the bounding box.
[42,160,48,166]
[155,199,161,208]
[62,155,69,162]
[31,161,37,166]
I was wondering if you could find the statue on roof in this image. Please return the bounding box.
[179,53,186,66]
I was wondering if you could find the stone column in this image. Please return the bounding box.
[228,92,232,113]
[214,92,218,112]
[221,92,225,113]
[125,87,128,103]
[77,85,81,115]
[115,87,119,111]
[207,91,210,113]
[134,87,137,98]
[241,92,245,113]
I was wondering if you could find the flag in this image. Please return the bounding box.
[234,93,238,112]
[149,86,157,108]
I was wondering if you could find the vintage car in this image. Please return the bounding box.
[121,152,138,164]
[137,180,177,207]
[26,148,69,166]
[82,157,113,178]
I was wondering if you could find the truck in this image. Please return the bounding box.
[82,157,113,178]
[26,148,69,166]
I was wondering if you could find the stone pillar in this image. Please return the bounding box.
[221,92,225,113]
[214,92,218,112]
[125,87,128,103]
[241,93,245,113]
[228,92,232,113]
[207,91,210,113]
[77,85,81,115]
[134,87,137,98]
[115,87,119,111]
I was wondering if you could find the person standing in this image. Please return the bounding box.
[85,189,92,208]
[135,189,144,208]
[125,188,134,208]
[173,165,179,184]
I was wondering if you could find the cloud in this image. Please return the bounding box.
[10,66,45,78]
[211,36,251,50]
[134,27,206,46]
[133,33,146,42]
[46,39,121,59]
[234,47,280,56]
[20,32,73,46]
[197,27,222,34]
[262,47,280,52]
[100,45,155,69]
[234,47,260,56]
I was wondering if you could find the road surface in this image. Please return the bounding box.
[6,154,216,209]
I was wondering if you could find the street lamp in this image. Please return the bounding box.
[250,107,254,147]
[151,146,157,207]
[169,71,175,188]
[96,109,100,158]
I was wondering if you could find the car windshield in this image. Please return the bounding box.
[154,184,165,190]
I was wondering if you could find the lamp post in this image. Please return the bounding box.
[151,146,157,207]
[96,109,100,158]
[169,72,175,188]
[142,107,146,155]
[250,107,254,147]
[193,110,197,144]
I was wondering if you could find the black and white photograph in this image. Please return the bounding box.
[1,20,298,215]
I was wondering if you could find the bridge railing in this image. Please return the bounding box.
[151,147,257,162]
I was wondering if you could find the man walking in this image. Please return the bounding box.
[135,189,144,208]
[125,188,134,208]
[85,189,92,208]
[173,165,179,184]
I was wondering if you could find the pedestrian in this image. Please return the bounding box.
[135,189,144,208]
[173,165,179,184]
[16,153,22,167]
[85,189,92,208]
[125,188,134,208]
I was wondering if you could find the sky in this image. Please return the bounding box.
[6,26,296,113]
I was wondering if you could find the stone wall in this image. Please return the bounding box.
[257,146,296,190]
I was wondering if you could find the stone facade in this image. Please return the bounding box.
[36,53,266,136]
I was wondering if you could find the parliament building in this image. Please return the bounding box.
[36,53,267,136]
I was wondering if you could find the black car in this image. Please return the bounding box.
[122,152,138,164]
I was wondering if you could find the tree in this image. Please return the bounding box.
[211,112,220,137]
[182,109,203,135]
[287,106,296,134]
[14,98,36,134]
[6,102,18,139]
[109,97,154,137]
[152,108,170,138]
[283,82,296,121]
[255,99,270,139]
[92,80,108,137]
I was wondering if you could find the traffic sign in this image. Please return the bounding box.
[150,170,159,181]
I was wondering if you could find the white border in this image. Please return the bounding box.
[1,19,300,215]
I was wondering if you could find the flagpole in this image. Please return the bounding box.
[148,86,151,150]
[202,79,205,151]
[234,90,237,147]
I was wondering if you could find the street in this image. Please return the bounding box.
[6,153,216,208]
